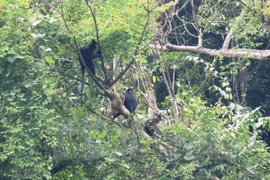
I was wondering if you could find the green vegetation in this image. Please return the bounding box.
[1,0,269,179]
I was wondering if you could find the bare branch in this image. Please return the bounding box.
[222,31,233,49]
[151,42,270,60]
[84,0,108,82]
[110,4,152,86]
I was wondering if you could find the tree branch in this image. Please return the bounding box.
[109,4,151,86]
[151,42,270,60]
[84,0,108,82]
[222,31,233,49]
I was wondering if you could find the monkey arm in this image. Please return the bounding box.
[92,50,101,59]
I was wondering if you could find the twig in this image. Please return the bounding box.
[58,71,90,85]
[192,74,209,96]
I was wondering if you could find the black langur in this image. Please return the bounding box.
[144,114,162,137]
[113,88,137,119]
[78,39,101,96]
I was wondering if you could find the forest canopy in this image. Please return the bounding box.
[0,0,270,179]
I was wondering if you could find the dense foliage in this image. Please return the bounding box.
[0,0,269,179]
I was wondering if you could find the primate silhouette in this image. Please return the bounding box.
[144,114,162,137]
[78,39,101,96]
[113,88,137,119]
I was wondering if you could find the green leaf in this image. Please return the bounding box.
[45,56,54,64]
